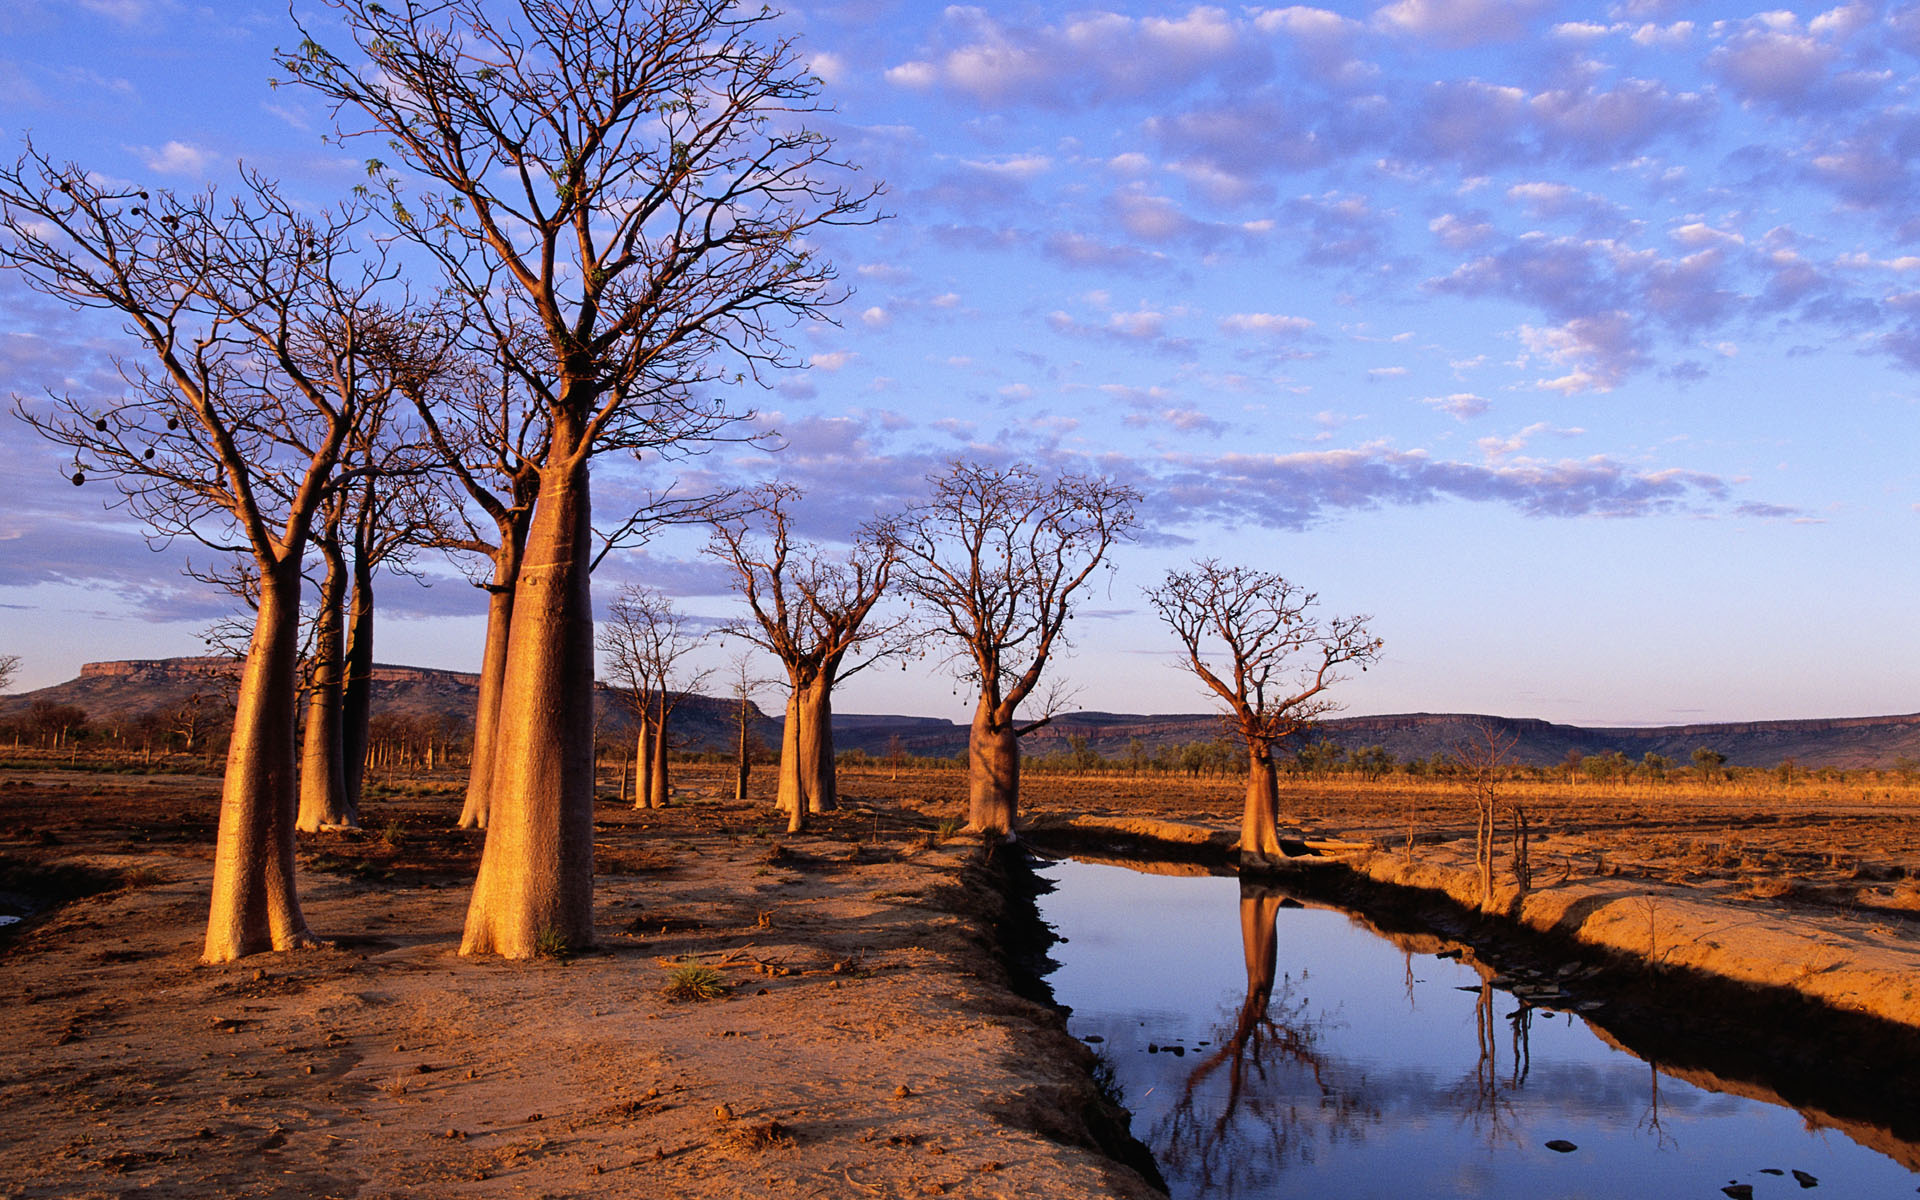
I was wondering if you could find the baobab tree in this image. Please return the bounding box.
[707,484,898,831]
[284,0,877,956]
[1146,561,1381,868]
[1,150,417,961]
[879,461,1139,836]
[600,585,710,809]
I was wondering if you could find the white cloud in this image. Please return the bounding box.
[133,140,211,176]
[1220,312,1315,337]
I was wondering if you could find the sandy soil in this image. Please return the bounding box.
[0,765,1160,1200]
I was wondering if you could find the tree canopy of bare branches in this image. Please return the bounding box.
[601,584,711,810]
[877,461,1139,835]
[1146,560,1381,866]
[281,0,879,956]
[1,146,425,961]
[707,483,898,831]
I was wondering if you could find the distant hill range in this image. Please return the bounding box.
[5,657,1919,769]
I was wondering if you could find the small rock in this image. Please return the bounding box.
[1147,1043,1159,1054]
[1723,1186,1754,1200]
[1792,1169,1819,1188]
[1544,1140,1577,1153]
[1169,1045,1186,1057]
[894,1085,912,1099]
[1761,1169,1785,1176]
[1082,1035,1104,1044]
[714,1103,735,1122]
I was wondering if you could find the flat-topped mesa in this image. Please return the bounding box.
[79,657,242,680]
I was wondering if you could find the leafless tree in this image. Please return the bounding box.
[1454,721,1520,911]
[2,146,422,962]
[1146,561,1381,867]
[877,461,1138,835]
[726,653,762,803]
[600,585,711,810]
[707,483,899,832]
[0,655,19,692]
[282,0,878,956]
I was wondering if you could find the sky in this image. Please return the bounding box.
[1,0,1918,728]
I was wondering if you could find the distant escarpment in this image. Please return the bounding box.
[6,658,1918,768]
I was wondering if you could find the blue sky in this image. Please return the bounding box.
[2,0,1917,727]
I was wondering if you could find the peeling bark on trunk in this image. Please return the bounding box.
[340,561,374,822]
[204,563,316,962]
[459,452,595,958]
[459,541,521,831]
[1238,744,1285,868]
[296,547,353,833]
[967,700,1020,836]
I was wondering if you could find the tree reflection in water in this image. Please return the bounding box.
[1155,882,1381,1192]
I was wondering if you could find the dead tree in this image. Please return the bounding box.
[707,484,899,832]
[1454,722,1520,911]
[1145,561,1381,869]
[877,461,1138,836]
[2,149,414,961]
[600,585,710,809]
[284,0,876,957]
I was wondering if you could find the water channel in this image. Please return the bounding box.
[1031,855,1920,1199]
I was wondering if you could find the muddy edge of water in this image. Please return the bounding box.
[1021,825,1920,1158]
[972,841,1172,1193]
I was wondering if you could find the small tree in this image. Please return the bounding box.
[600,585,710,809]
[1147,560,1381,867]
[1691,746,1727,781]
[0,654,19,692]
[706,483,898,831]
[879,461,1139,835]
[1454,722,1520,911]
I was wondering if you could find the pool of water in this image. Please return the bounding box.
[1033,856,1920,1200]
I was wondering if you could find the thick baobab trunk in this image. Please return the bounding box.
[648,701,671,809]
[340,562,374,820]
[800,678,837,815]
[777,675,837,828]
[204,563,316,962]
[296,545,353,833]
[966,700,1020,836]
[776,690,804,817]
[1238,742,1285,867]
[459,547,520,830]
[631,717,653,809]
[460,453,595,958]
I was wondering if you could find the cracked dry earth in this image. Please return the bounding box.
[0,776,1160,1200]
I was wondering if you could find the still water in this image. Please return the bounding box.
[1034,856,1920,1200]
